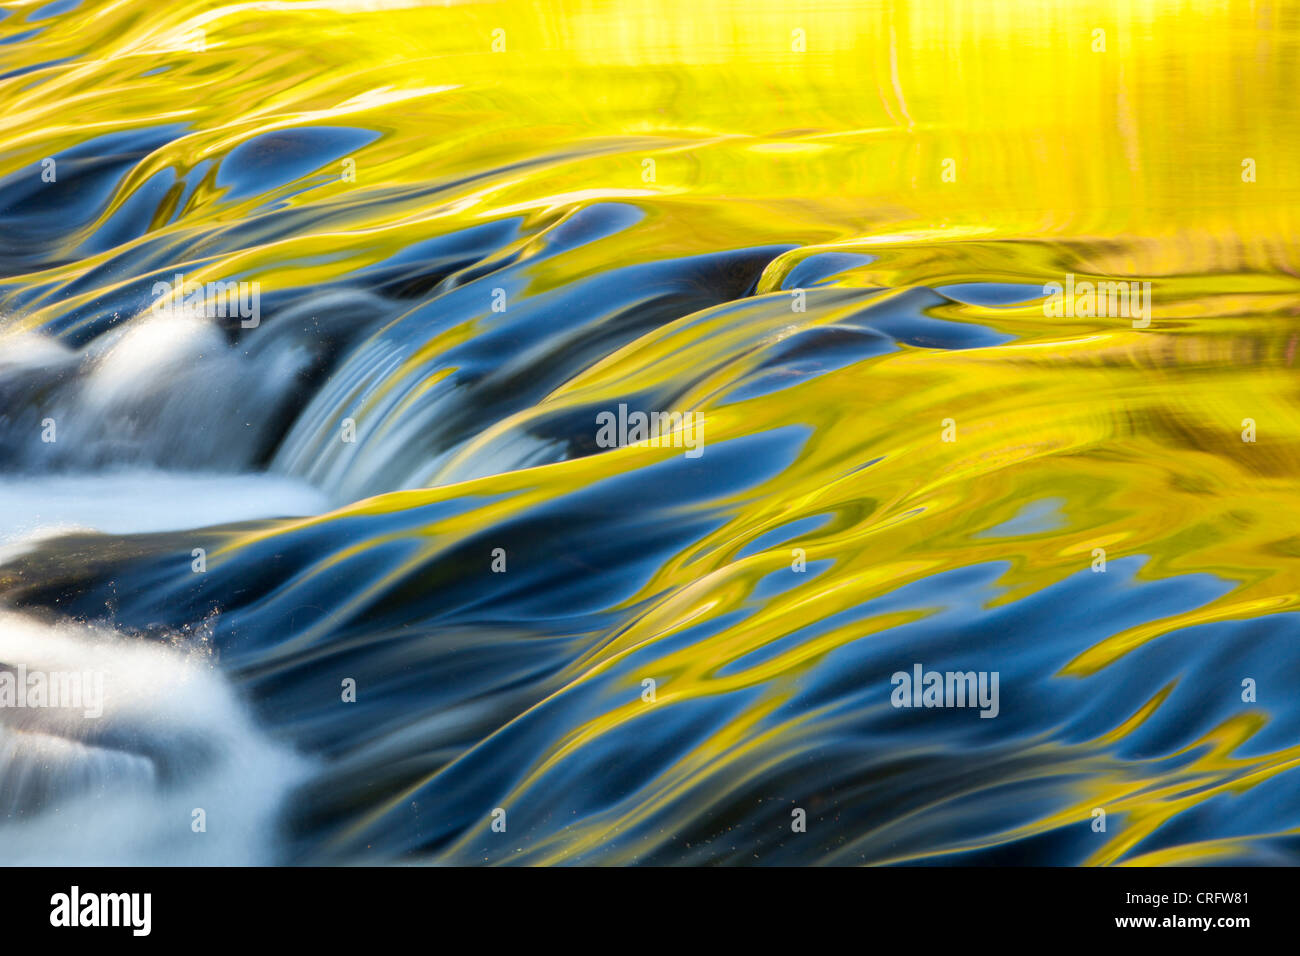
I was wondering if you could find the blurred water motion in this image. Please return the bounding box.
[1,0,1299,865]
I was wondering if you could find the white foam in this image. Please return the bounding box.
[0,470,329,546]
[3,310,328,473]
[0,610,313,865]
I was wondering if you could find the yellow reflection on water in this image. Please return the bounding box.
[2,0,1298,865]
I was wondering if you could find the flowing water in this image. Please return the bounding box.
[1,0,1299,865]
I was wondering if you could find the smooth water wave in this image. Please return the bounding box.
[1,0,1299,865]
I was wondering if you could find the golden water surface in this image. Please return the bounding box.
[2,0,1299,865]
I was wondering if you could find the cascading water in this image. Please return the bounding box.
[1,0,1299,868]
